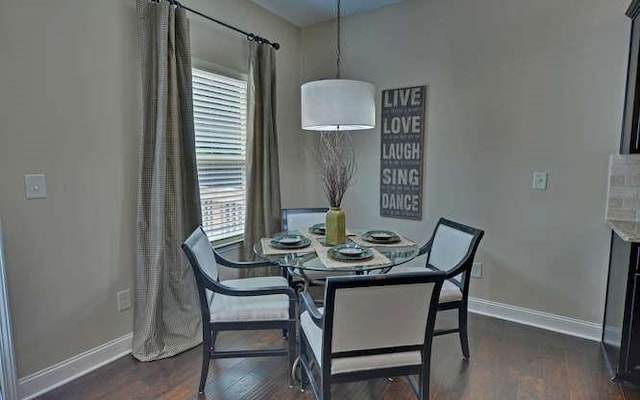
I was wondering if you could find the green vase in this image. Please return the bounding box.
[326,207,346,246]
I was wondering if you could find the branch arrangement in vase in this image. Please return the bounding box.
[313,131,357,208]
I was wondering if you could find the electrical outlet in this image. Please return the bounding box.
[24,174,47,199]
[532,172,548,190]
[117,289,132,312]
[471,262,483,279]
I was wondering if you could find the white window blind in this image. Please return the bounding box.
[192,68,247,243]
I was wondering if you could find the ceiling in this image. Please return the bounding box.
[249,0,406,27]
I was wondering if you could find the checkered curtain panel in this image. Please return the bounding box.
[133,0,203,361]
[241,42,282,274]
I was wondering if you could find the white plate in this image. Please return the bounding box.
[370,232,392,240]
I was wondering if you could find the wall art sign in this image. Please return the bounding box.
[379,85,427,220]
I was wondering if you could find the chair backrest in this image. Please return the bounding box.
[322,272,445,365]
[181,226,220,318]
[281,208,328,231]
[426,218,484,286]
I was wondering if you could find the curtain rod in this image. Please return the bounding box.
[170,0,280,50]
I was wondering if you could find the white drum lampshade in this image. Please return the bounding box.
[301,79,375,131]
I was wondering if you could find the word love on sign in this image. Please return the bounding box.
[379,85,427,220]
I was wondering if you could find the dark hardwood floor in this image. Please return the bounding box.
[38,312,640,400]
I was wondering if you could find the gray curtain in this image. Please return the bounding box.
[241,42,282,275]
[133,0,202,361]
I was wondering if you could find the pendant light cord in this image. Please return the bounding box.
[336,0,341,79]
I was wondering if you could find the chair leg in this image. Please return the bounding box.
[458,305,470,359]
[211,329,217,352]
[287,321,295,387]
[299,337,309,392]
[199,328,213,394]
[419,369,430,400]
[321,376,331,400]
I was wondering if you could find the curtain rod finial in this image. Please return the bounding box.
[247,33,280,50]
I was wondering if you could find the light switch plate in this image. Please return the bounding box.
[532,172,548,190]
[117,289,132,312]
[24,174,47,199]
[471,262,483,278]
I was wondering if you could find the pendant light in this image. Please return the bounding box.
[301,0,375,131]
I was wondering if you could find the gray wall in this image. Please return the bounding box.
[0,0,632,381]
[0,0,304,377]
[300,0,630,323]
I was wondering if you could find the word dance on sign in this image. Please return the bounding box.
[379,85,427,220]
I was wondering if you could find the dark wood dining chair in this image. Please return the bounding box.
[298,271,446,400]
[181,226,296,394]
[389,218,484,359]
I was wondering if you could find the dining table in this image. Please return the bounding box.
[253,227,421,288]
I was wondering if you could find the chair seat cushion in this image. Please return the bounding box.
[210,276,290,322]
[290,267,349,281]
[300,310,422,375]
[387,266,463,304]
[440,279,463,303]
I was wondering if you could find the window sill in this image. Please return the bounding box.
[211,237,243,252]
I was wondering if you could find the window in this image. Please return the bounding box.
[192,68,247,244]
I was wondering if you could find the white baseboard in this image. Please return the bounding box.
[18,332,133,400]
[468,297,602,342]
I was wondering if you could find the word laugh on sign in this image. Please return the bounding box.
[379,85,426,220]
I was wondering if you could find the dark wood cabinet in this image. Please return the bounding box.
[603,233,640,383]
[628,273,640,369]
[622,1,640,153]
[602,0,640,385]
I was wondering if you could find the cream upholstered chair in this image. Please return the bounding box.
[298,271,446,400]
[181,226,296,394]
[389,218,484,359]
[281,208,328,232]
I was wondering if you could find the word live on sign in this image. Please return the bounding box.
[379,85,426,220]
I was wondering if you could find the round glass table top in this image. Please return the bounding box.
[253,231,420,273]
